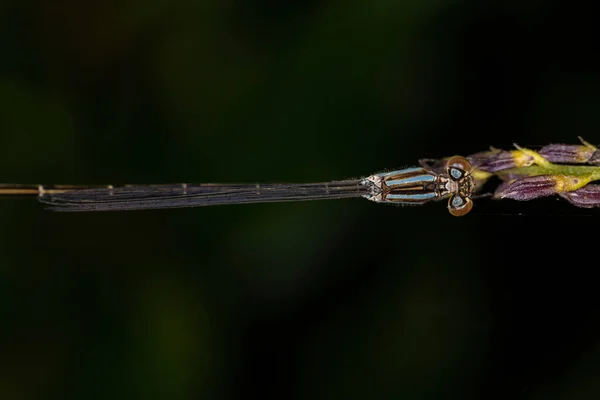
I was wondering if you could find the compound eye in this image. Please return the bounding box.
[448,195,473,217]
[446,156,472,177]
[448,167,465,181]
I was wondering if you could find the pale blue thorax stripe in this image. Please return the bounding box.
[387,192,437,201]
[386,174,435,187]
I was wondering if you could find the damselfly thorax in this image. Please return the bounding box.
[362,156,475,216]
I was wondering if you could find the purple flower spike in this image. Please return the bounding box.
[559,184,600,208]
[492,181,513,199]
[495,175,558,201]
[538,144,596,164]
[468,150,522,173]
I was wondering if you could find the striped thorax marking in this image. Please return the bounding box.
[372,168,443,204]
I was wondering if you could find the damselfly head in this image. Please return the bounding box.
[445,156,475,216]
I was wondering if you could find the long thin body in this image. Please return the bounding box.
[0,167,449,212]
[0,181,367,212]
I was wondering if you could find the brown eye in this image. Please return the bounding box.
[446,156,472,174]
[448,195,473,217]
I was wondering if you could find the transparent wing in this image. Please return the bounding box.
[39,181,367,212]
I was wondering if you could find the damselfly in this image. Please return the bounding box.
[0,156,476,216]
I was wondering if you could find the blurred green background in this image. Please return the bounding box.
[2,1,600,399]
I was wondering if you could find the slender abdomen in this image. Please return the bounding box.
[0,184,94,197]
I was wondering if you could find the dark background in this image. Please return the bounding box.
[2,1,600,399]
